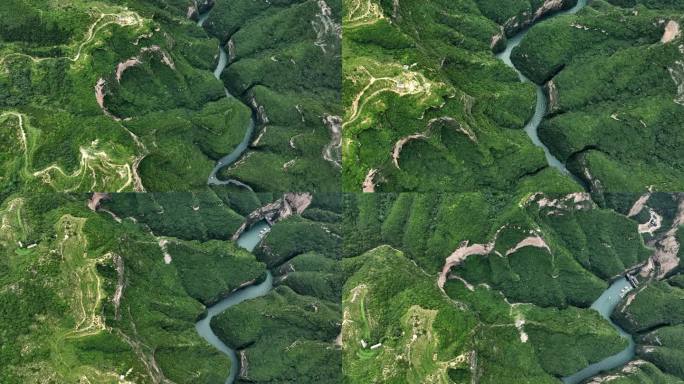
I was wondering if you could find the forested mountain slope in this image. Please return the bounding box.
[0,0,340,194]
[342,192,684,383]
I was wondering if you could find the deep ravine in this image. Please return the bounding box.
[497,1,640,381]
[194,221,272,384]
[198,5,256,189]
[496,0,588,187]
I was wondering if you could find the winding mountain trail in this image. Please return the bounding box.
[1,111,136,192]
[45,214,130,382]
[70,11,143,63]
[343,64,435,129]
[0,9,143,70]
[0,8,147,192]
[32,146,134,193]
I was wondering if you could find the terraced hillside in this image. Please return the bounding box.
[342,192,684,383]
[0,191,343,383]
[342,0,584,192]
[2,190,682,383]
[0,0,340,194]
[343,0,684,194]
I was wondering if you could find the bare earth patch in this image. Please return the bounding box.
[661,20,681,44]
[87,193,110,211]
[627,192,651,217]
[639,196,684,278]
[322,115,342,168]
[362,169,378,192]
[637,209,662,235]
[505,235,550,256]
[392,134,427,169]
[438,240,495,289]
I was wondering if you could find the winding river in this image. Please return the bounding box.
[562,277,636,384]
[198,7,256,188]
[194,220,272,384]
[192,2,636,383]
[495,0,587,179]
[497,2,639,380]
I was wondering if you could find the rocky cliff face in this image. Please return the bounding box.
[491,0,578,51]
[231,193,313,240]
[545,79,559,115]
[323,114,342,168]
[87,192,110,211]
[187,0,216,20]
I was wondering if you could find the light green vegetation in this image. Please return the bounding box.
[594,193,684,382]
[100,191,245,241]
[166,239,266,306]
[605,273,684,382]
[638,324,684,378]
[511,0,684,194]
[614,281,684,334]
[276,251,343,302]
[3,191,684,382]
[0,0,339,194]
[0,0,226,192]
[341,243,624,383]
[589,361,684,383]
[602,192,682,242]
[211,286,341,383]
[341,192,668,382]
[473,0,577,33]
[522,305,628,376]
[343,0,684,194]
[343,246,480,384]
[0,192,243,383]
[0,191,345,383]
[342,0,583,192]
[254,215,342,268]
[343,192,649,281]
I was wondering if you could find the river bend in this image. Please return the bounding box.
[198,6,256,188]
[495,0,587,180]
[496,1,639,381]
[194,221,272,384]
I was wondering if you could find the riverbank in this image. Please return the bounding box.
[194,221,272,384]
[196,4,257,188]
[495,4,644,380]
[562,277,636,383]
[495,0,588,187]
